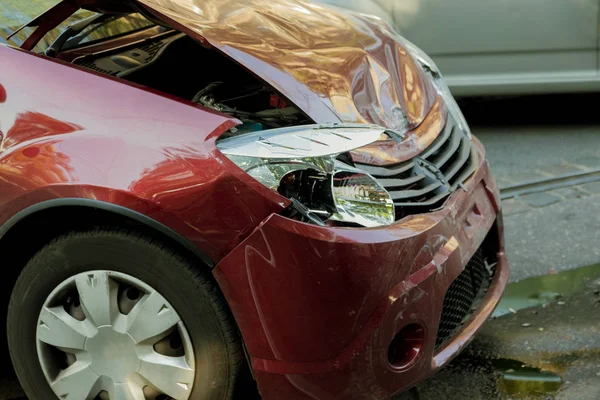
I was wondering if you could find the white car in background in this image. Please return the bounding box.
[319,0,600,96]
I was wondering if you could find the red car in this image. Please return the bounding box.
[0,1,508,399]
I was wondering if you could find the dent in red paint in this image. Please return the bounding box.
[350,97,448,165]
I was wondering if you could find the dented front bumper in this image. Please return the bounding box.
[213,138,508,399]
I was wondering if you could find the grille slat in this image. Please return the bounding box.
[358,112,478,219]
[356,161,414,177]
[377,174,426,188]
[431,127,463,168]
[420,119,454,159]
[388,181,442,200]
[450,147,478,188]
[435,249,490,351]
[441,136,471,182]
[393,191,450,207]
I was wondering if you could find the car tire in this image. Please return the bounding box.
[7,228,243,400]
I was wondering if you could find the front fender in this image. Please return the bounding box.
[0,128,283,263]
[0,45,285,261]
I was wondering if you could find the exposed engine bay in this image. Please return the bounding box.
[71,32,312,131]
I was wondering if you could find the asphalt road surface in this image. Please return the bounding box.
[466,94,600,282]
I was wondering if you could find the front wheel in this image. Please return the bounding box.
[8,229,243,400]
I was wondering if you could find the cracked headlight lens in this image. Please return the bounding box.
[217,124,395,227]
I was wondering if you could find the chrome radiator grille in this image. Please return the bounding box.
[355,114,478,218]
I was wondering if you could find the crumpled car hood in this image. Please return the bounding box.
[129,0,438,131]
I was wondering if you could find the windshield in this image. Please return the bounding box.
[1,1,154,53]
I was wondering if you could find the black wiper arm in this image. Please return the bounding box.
[45,13,111,57]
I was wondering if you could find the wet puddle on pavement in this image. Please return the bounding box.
[487,263,600,398]
[493,263,600,317]
[493,359,563,398]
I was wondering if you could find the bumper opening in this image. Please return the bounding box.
[387,324,425,370]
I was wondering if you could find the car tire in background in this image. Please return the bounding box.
[7,228,243,400]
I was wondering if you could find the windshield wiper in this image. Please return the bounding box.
[45,13,113,57]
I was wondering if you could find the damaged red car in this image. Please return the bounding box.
[0,1,508,399]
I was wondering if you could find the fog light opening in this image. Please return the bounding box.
[388,324,425,369]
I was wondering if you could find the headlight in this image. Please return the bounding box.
[217,124,395,227]
[330,161,395,227]
[402,40,472,138]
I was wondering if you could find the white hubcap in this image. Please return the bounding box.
[36,271,195,400]
[86,327,140,380]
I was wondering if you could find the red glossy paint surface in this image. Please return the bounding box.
[252,253,508,400]
[214,140,509,398]
[0,44,286,261]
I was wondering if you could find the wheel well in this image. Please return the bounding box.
[0,205,212,359]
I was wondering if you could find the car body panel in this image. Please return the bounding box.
[319,0,600,96]
[0,45,287,262]
[214,138,508,398]
[251,252,508,400]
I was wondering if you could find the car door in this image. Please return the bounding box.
[389,0,600,95]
